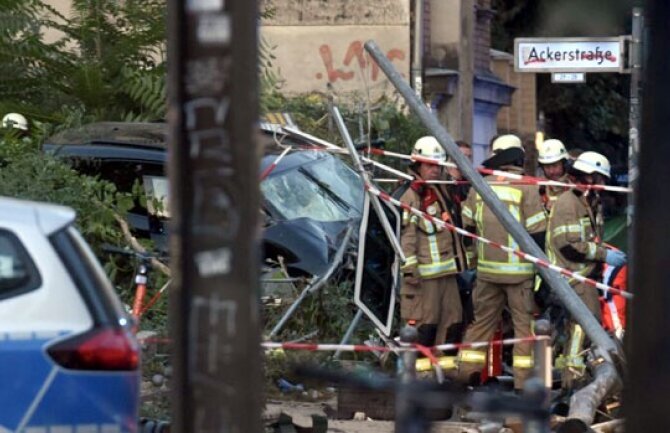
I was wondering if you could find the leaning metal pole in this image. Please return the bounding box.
[364,40,620,364]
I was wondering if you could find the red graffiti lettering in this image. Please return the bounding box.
[319,44,355,82]
[317,41,406,83]
[343,41,368,70]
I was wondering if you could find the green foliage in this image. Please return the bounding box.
[0,130,138,275]
[265,94,427,149]
[491,0,634,166]
[0,0,166,122]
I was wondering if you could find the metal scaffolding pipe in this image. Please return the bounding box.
[363,40,620,364]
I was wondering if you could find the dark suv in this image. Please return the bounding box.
[44,122,364,278]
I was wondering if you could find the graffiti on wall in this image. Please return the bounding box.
[316,40,406,83]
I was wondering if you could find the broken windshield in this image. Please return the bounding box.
[261,157,363,223]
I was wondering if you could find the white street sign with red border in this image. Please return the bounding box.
[514,37,627,73]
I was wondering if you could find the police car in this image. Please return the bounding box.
[0,197,139,432]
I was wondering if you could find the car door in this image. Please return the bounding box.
[0,214,139,432]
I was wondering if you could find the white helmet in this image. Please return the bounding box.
[2,113,28,131]
[412,136,446,162]
[491,134,523,153]
[572,151,611,178]
[538,139,568,164]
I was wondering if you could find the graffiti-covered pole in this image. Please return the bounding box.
[167,0,262,432]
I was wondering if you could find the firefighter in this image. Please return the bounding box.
[534,139,571,311]
[546,151,626,385]
[538,139,570,212]
[457,134,547,391]
[398,136,469,350]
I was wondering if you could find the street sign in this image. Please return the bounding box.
[551,72,586,83]
[515,37,626,73]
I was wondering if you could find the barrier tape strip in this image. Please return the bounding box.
[140,335,549,352]
[260,146,293,181]
[374,178,630,190]
[366,148,632,194]
[365,184,633,300]
[138,280,171,317]
[260,335,548,353]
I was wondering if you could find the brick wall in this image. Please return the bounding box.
[492,54,537,137]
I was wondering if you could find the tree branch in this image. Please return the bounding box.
[111,211,172,277]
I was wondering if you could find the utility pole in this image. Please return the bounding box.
[167,0,262,432]
[625,0,670,430]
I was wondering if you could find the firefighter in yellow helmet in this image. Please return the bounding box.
[457,134,547,391]
[546,151,626,387]
[538,139,570,212]
[397,136,468,353]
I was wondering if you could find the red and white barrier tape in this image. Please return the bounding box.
[374,178,630,190]
[260,146,293,181]
[140,335,549,352]
[260,335,548,353]
[434,336,544,351]
[365,184,633,300]
[366,148,632,194]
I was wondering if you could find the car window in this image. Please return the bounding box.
[143,175,170,218]
[50,227,128,326]
[261,170,351,222]
[0,230,41,300]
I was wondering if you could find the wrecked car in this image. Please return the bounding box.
[43,122,364,278]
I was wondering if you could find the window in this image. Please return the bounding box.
[0,230,41,300]
[261,156,363,223]
[143,175,170,218]
[50,227,127,326]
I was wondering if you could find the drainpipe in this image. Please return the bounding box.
[411,0,424,98]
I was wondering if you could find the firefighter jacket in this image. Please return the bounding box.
[461,166,547,284]
[399,172,468,280]
[546,190,607,285]
[539,173,569,212]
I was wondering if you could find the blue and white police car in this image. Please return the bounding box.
[0,197,140,432]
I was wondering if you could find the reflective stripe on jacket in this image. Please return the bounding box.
[540,173,569,212]
[461,166,546,284]
[546,190,607,285]
[399,174,468,280]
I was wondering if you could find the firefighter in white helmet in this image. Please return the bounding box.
[1,113,28,132]
[396,136,468,362]
[546,151,626,387]
[538,139,570,212]
[457,134,547,391]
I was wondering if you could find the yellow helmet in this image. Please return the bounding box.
[538,139,568,164]
[412,136,446,162]
[491,134,523,154]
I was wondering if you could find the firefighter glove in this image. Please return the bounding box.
[605,249,627,267]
